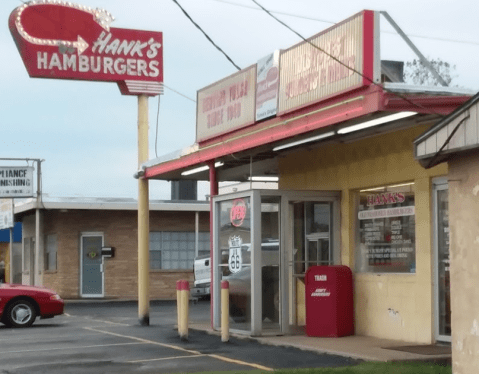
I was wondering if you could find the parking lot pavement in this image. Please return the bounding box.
[0,300,361,373]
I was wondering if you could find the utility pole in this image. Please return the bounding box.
[137,94,150,326]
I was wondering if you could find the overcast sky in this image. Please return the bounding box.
[1,0,478,200]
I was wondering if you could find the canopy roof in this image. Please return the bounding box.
[143,84,472,182]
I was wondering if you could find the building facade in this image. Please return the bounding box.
[15,197,210,299]
[414,92,479,373]
[141,10,473,344]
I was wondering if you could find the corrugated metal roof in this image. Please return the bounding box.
[384,83,475,97]
[412,91,479,168]
[414,91,479,145]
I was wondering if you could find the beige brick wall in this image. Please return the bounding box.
[279,125,447,343]
[35,209,210,299]
[448,152,479,374]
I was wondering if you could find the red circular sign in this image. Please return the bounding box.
[230,199,247,227]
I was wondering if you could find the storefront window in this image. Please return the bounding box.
[356,183,416,273]
[44,234,57,271]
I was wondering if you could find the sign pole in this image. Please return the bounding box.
[34,160,42,286]
[138,94,150,326]
[9,222,13,283]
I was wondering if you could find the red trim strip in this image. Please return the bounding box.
[362,10,375,86]
[144,103,369,178]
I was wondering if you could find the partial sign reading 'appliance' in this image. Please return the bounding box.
[0,167,34,198]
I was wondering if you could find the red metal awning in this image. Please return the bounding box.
[143,85,471,182]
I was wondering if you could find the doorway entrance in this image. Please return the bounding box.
[80,233,104,297]
[289,199,340,328]
[433,179,450,342]
[212,190,340,336]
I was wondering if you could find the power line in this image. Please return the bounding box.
[164,84,196,102]
[208,0,479,47]
[251,0,445,117]
[171,0,241,71]
[209,0,335,24]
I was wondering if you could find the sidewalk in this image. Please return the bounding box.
[189,321,452,363]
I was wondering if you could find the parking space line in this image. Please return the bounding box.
[128,354,207,363]
[87,318,130,326]
[0,342,144,355]
[84,327,273,371]
[208,354,273,371]
[83,327,202,355]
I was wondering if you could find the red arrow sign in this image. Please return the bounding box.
[9,1,163,96]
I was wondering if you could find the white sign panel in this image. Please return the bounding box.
[228,235,243,274]
[196,65,256,143]
[0,199,14,230]
[0,166,34,198]
[278,11,366,114]
[255,51,280,121]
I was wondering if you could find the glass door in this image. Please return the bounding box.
[213,190,339,336]
[434,181,450,342]
[289,198,339,328]
[260,196,281,332]
[215,194,253,333]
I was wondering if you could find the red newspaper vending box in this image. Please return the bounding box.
[305,265,354,337]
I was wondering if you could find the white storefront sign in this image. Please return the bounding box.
[0,166,34,198]
[278,11,367,114]
[0,199,14,230]
[255,51,280,121]
[196,65,256,142]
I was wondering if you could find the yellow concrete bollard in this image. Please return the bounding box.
[179,280,190,341]
[176,280,182,335]
[221,280,229,343]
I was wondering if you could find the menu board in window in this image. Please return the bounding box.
[356,184,416,273]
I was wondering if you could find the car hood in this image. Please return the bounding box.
[1,283,57,295]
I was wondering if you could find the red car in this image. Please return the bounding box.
[0,283,64,328]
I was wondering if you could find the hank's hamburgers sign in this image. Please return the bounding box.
[9,1,163,96]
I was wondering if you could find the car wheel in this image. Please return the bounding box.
[6,300,37,328]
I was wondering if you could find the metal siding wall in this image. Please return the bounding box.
[425,134,438,155]
[437,127,449,152]
[465,105,479,146]
[416,141,426,157]
[448,116,466,149]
